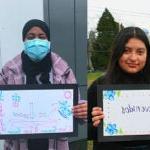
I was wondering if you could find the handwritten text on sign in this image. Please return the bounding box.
[103,90,150,136]
[0,89,73,135]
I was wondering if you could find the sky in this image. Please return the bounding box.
[88,0,150,34]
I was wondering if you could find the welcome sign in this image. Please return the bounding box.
[97,84,150,142]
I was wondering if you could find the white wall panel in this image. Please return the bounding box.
[0,0,43,68]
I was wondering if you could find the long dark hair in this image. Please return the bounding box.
[104,27,150,84]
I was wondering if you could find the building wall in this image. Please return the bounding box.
[0,0,44,68]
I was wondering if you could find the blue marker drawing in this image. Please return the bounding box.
[8,127,21,134]
[103,90,115,101]
[105,123,118,135]
[12,93,21,107]
[58,101,72,119]
[12,93,21,102]
[0,91,4,101]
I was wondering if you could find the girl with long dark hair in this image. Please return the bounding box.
[88,27,150,150]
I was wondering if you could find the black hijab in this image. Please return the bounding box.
[22,19,50,41]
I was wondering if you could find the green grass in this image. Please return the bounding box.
[87,141,93,150]
[87,71,103,86]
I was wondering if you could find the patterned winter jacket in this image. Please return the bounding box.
[0,52,76,150]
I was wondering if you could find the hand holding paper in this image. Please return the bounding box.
[72,102,87,119]
[92,107,104,127]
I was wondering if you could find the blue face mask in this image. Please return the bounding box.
[24,39,51,62]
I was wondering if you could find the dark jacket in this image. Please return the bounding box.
[88,75,150,150]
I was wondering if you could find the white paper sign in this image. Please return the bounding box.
[103,90,150,136]
[0,88,74,135]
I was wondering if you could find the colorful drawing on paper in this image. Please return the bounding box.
[0,89,74,134]
[103,90,150,136]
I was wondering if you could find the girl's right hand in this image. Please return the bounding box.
[91,107,104,127]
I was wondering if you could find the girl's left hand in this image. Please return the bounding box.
[72,102,87,119]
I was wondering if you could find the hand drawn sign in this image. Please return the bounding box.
[0,84,78,139]
[97,84,150,142]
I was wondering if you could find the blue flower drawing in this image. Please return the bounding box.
[105,123,118,135]
[58,101,72,119]
[103,90,115,101]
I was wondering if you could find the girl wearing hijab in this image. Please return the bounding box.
[0,19,87,150]
[88,27,150,150]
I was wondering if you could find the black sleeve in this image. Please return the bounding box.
[88,80,98,140]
